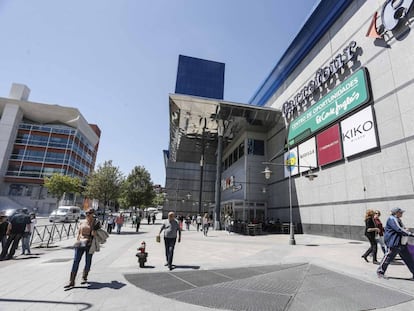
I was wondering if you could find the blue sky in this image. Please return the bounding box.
[0,0,318,185]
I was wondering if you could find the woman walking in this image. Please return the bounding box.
[202,213,210,236]
[64,208,101,288]
[373,210,387,255]
[106,213,114,234]
[361,209,380,264]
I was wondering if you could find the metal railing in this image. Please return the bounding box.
[30,222,79,248]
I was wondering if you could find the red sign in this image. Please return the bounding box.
[316,124,342,166]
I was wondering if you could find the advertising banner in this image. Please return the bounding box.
[316,124,343,166]
[341,106,378,157]
[284,147,299,178]
[298,137,317,173]
[288,67,370,146]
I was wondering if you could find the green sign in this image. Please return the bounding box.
[288,67,370,146]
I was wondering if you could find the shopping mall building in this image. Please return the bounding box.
[166,0,414,239]
[0,83,101,214]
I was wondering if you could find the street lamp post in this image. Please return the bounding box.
[262,162,317,245]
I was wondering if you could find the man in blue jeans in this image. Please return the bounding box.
[157,211,181,270]
[377,207,414,279]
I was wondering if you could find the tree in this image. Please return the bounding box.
[44,174,82,207]
[121,166,155,211]
[152,192,166,207]
[84,160,124,212]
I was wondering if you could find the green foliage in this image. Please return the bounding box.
[43,174,82,201]
[84,160,124,207]
[120,166,155,209]
[152,192,166,207]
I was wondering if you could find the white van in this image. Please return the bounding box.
[49,206,81,222]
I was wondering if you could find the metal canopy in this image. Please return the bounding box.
[169,94,281,163]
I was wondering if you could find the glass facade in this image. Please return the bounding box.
[6,122,96,180]
[247,139,264,155]
[175,55,225,100]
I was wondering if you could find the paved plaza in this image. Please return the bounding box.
[1,218,414,311]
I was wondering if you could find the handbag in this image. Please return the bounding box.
[73,238,89,248]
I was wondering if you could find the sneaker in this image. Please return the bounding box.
[377,272,387,279]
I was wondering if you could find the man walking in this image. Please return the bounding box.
[196,214,202,232]
[0,208,31,260]
[157,211,181,270]
[377,207,414,279]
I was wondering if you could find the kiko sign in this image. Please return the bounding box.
[341,106,378,158]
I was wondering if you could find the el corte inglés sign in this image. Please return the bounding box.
[288,67,370,146]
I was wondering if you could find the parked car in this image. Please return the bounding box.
[49,206,81,222]
[0,208,32,219]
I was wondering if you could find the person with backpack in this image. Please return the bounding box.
[377,207,414,279]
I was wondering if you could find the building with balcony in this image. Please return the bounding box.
[0,83,100,214]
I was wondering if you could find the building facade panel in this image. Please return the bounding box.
[175,55,225,100]
[256,0,414,237]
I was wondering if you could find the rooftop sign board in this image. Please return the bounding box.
[287,67,370,146]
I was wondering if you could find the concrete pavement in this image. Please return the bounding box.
[1,218,414,311]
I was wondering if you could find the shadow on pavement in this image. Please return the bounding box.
[387,276,414,281]
[86,280,126,290]
[15,255,41,260]
[173,265,200,270]
[0,298,92,311]
[139,265,155,269]
[109,231,144,235]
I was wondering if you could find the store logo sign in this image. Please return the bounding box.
[298,137,317,173]
[282,41,358,120]
[287,68,370,147]
[342,121,373,141]
[317,124,343,167]
[284,148,299,178]
[221,176,234,191]
[366,0,414,38]
[341,106,378,158]
[232,184,242,192]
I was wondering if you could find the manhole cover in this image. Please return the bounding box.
[43,258,73,263]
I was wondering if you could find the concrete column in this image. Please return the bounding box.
[214,120,224,230]
[0,103,23,194]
